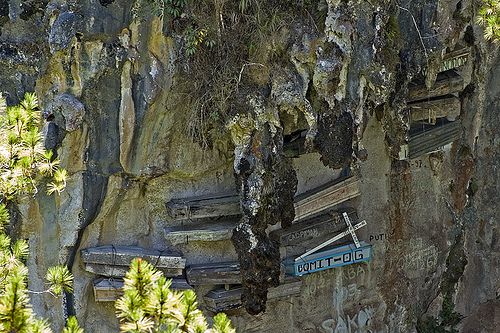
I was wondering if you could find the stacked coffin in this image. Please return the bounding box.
[93,277,191,302]
[165,175,362,311]
[80,245,189,302]
[164,175,360,246]
[400,48,469,160]
[203,280,303,312]
[165,193,241,245]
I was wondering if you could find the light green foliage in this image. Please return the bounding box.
[0,204,11,232]
[116,258,235,333]
[0,93,67,201]
[477,0,500,42]
[30,318,53,333]
[0,93,73,332]
[211,313,235,333]
[45,266,73,295]
[0,265,32,332]
[62,316,84,333]
[0,207,75,333]
[238,0,254,13]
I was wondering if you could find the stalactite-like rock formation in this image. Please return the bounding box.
[229,95,297,314]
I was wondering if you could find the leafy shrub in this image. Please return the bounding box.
[477,0,500,42]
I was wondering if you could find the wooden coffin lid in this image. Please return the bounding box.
[203,279,302,312]
[409,95,461,123]
[81,245,186,269]
[408,121,460,159]
[271,209,357,247]
[164,219,237,245]
[93,277,192,302]
[293,176,360,222]
[166,193,240,220]
[408,71,464,102]
[186,261,241,285]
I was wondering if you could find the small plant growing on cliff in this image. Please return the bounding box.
[184,26,216,56]
[62,316,84,333]
[477,0,500,42]
[116,258,235,333]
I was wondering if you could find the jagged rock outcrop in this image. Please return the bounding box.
[229,95,297,314]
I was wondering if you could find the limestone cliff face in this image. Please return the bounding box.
[0,0,498,332]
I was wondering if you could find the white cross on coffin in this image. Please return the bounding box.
[294,212,367,262]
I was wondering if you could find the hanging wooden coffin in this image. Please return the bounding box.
[81,246,186,277]
[166,193,240,220]
[285,242,372,277]
[270,209,356,247]
[293,176,360,222]
[408,71,464,102]
[203,280,302,312]
[186,261,241,285]
[409,96,461,124]
[93,277,192,302]
[398,121,460,160]
[439,48,469,73]
[164,219,237,245]
[166,174,359,226]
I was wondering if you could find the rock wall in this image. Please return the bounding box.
[0,0,498,332]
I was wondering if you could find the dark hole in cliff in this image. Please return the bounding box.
[0,43,18,58]
[99,0,115,6]
[464,25,475,46]
[0,0,8,19]
[19,0,48,21]
[283,130,308,157]
[315,112,353,169]
[75,32,84,42]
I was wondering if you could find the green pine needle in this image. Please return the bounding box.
[212,313,236,333]
[117,258,234,333]
[30,318,53,333]
[62,316,84,333]
[45,266,73,295]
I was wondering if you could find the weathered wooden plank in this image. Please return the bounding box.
[203,280,302,312]
[186,261,241,285]
[285,242,372,277]
[271,210,357,247]
[408,72,464,102]
[93,277,192,302]
[440,48,469,72]
[80,246,185,269]
[398,121,461,160]
[84,263,183,278]
[293,176,360,222]
[166,193,240,220]
[409,96,461,123]
[164,220,237,245]
[164,177,359,245]
[408,121,460,159]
